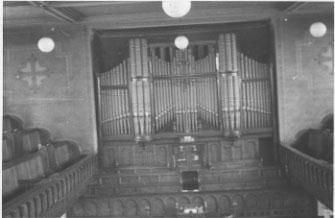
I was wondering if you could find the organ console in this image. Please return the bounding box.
[98,32,273,140]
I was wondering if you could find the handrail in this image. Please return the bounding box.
[281,144,332,170]
[279,144,333,209]
[3,154,98,218]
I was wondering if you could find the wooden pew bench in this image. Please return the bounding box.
[2,115,82,203]
[292,115,333,163]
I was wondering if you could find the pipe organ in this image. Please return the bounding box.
[98,32,273,140]
[99,59,131,137]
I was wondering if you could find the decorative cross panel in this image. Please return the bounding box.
[16,54,51,92]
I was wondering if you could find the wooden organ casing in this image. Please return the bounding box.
[98,32,273,140]
[68,23,318,218]
[96,24,276,194]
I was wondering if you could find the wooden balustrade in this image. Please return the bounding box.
[68,187,315,218]
[3,154,98,218]
[279,144,333,209]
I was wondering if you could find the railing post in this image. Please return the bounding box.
[3,155,98,218]
[279,144,332,209]
[28,199,36,217]
[34,196,42,216]
[19,203,29,217]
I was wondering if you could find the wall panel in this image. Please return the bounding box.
[275,14,333,144]
[3,26,97,153]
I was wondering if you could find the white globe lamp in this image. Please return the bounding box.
[174,36,189,50]
[38,37,55,53]
[162,0,191,18]
[309,22,327,38]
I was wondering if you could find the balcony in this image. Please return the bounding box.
[279,144,332,209]
[3,154,98,218]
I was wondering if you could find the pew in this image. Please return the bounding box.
[2,115,83,202]
[293,115,333,163]
[47,140,82,171]
[3,115,23,162]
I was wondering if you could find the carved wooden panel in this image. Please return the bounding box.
[101,137,264,171]
[68,189,316,217]
[101,144,170,168]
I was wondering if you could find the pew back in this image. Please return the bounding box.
[2,115,83,201]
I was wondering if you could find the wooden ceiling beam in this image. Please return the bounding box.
[28,1,84,23]
[47,1,140,8]
[282,2,309,13]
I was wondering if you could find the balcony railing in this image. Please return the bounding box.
[3,154,98,218]
[279,144,333,209]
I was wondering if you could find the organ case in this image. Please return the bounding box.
[98,32,273,140]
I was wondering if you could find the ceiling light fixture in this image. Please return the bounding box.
[162,0,191,18]
[309,22,327,38]
[174,35,189,50]
[37,37,55,53]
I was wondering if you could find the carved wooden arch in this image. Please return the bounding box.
[151,197,165,216]
[270,192,285,208]
[245,193,258,208]
[137,198,151,216]
[110,199,124,216]
[165,196,177,215]
[257,193,270,209]
[231,194,244,210]
[178,196,191,207]
[83,199,98,216]
[68,201,85,216]
[205,195,218,214]
[96,198,111,216]
[124,199,138,216]
[219,195,232,214]
[192,196,204,207]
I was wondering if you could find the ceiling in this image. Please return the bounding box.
[3,1,333,29]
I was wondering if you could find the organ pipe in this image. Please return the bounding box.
[99,34,273,139]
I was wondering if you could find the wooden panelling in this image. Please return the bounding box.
[3,155,98,218]
[88,165,283,198]
[68,188,316,218]
[101,137,263,170]
[101,144,171,168]
[280,144,333,209]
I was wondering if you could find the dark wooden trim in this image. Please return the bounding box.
[28,1,84,23]
[98,21,269,39]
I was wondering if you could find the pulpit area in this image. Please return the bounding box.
[2,115,98,218]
